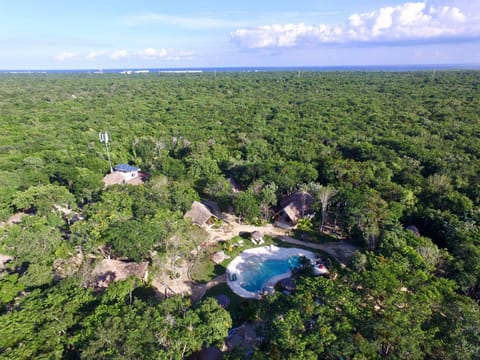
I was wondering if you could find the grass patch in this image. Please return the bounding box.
[190,234,273,283]
[189,242,223,283]
[291,229,339,244]
[220,235,279,266]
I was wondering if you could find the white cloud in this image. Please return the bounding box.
[111,49,129,60]
[86,51,106,60]
[108,48,192,61]
[54,47,193,63]
[55,51,75,61]
[231,1,479,49]
[136,47,168,59]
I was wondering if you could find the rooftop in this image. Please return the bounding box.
[184,201,216,226]
[114,164,140,172]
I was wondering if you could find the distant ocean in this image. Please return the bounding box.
[1,64,479,74]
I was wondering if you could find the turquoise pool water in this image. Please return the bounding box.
[238,255,302,293]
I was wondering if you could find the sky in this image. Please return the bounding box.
[0,0,479,69]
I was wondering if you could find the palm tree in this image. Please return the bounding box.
[305,182,337,232]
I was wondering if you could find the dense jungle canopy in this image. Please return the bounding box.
[0,71,479,359]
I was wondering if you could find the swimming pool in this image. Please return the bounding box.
[227,245,317,299]
[238,255,302,292]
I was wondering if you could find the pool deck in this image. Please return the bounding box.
[226,245,317,299]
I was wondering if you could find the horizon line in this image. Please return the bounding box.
[1,63,480,73]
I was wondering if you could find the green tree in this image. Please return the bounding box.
[168,180,200,213]
[0,279,95,360]
[102,218,167,261]
[233,189,261,223]
[259,182,278,220]
[0,215,71,288]
[11,184,76,216]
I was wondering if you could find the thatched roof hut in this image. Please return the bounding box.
[102,164,144,187]
[102,172,127,186]
[275,191,314,227]
[89,259,148,290]
[184,201,216,226]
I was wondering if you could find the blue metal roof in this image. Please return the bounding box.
[114,164,140,172]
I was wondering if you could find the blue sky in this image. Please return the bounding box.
[0,0,479,69]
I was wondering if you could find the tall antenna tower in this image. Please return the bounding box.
[99,131,113,173]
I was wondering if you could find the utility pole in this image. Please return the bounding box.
[99,131,113,173]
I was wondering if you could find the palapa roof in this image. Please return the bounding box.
[279,191,314,223]
[102,172,126,186]
[184,201,215,226]
[89,259,148,289]
[102,171,144,187]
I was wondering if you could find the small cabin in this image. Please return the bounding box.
[114,164,140,180]
[103,164,142,187]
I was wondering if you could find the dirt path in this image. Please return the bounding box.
[152,270,226,303]
[152,214,358,299]
[190,273,227,302]
[204,214,289,244]
[276,236,358,266]
[204,214,358,265]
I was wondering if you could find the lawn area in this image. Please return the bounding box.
[189,242,224,283]
[292,228,339,244]
[190,235,277,283]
